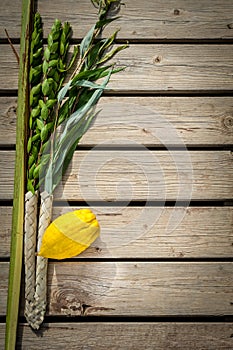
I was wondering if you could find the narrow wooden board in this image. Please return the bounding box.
[0,150,232,201]
[1,322,233,350]
[1,206,233,258]
[1,45,233,92]
[0,97,17,146]
[1,262,233,316]
[1,96,233,147]
[1,0,233,39]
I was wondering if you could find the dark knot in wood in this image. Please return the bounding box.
[174,9,180,16]
[221,115,233,133]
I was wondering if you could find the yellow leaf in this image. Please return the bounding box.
[38,209,100,259]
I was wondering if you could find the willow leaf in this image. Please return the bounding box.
[98,43,128,65]
[56,88,104,151]
[72,65,111,84]
[51,111,95,192]
[62,68,111,135]
[73,79,108,89]
[58,45,79,72]
[99,29,119,52]
[44,69,111,194]
[57,80,72,103]
[80,24,95,58]
[96,16,120,29]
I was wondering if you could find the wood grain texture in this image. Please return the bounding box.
[1,45,233,92]
[1,262,233,316]
[0,97,17,146]
[1,0,233,39]
[1,150,232,201]
[58,149,233,201]
[0,322,233,350]
[1,206,233,258]
[1,96,233,146]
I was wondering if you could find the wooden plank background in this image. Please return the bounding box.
[1,206,232,258]
[1,0,233,39]
[1,150,233,200]
[1,96,233,147]
[0,323,233,350]
[0,0,232,348]
[0,262,233,316]
[1,44,233,92]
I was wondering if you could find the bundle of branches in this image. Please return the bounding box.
[22,0,127,330]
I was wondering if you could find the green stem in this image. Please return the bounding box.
[5,0,33,349]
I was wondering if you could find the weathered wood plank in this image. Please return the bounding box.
[1,206,233,258]
[1,262,233,316]
[1,0,233,39]
[1,96,233,147]
[1,45,233,92]
[0,322,233,350]
[58,149,232,201]
[1,150,232,201]
[0,97,17,146]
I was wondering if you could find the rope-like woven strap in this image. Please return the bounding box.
[26,191,53,330]
[24,191,38,322]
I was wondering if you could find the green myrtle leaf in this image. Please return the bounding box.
[31,29,38,41]
[27,137,32,154]
[29,91,34,106]
[31,82,41,96]
[38,99,46,108]
[28,163,36,180]
[60,41,65,56]
[33,47,43,59]
[27,179,35,193]
[31,145,38,159]
[62,21,71,37]
[46,99,57,109]
[31,106,41,118]
[28,154,35,168]
[49,90,55,99]
[47,122,54,131]
[50,41,59,53]
[29,66,42,84]
[41,125,49,141]
[41,105,49,120]
[58,58,65,70]
[47,67,56,77]
[42,60,49,75]
[36,118,44,130]
[42,79,51,95]
[32,133,41,142]
[29,115,33,129]
[34,32,42,46]
[33,164,41,179]
[53,71,60,83]
[53,18,61,29]
[48,59,58,68]
[48,33,53,46]
[44,47,50,61]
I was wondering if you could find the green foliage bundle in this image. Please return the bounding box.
[26,0,128,195]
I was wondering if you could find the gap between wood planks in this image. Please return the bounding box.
[1,38,233,44]
[1,315,233,323]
